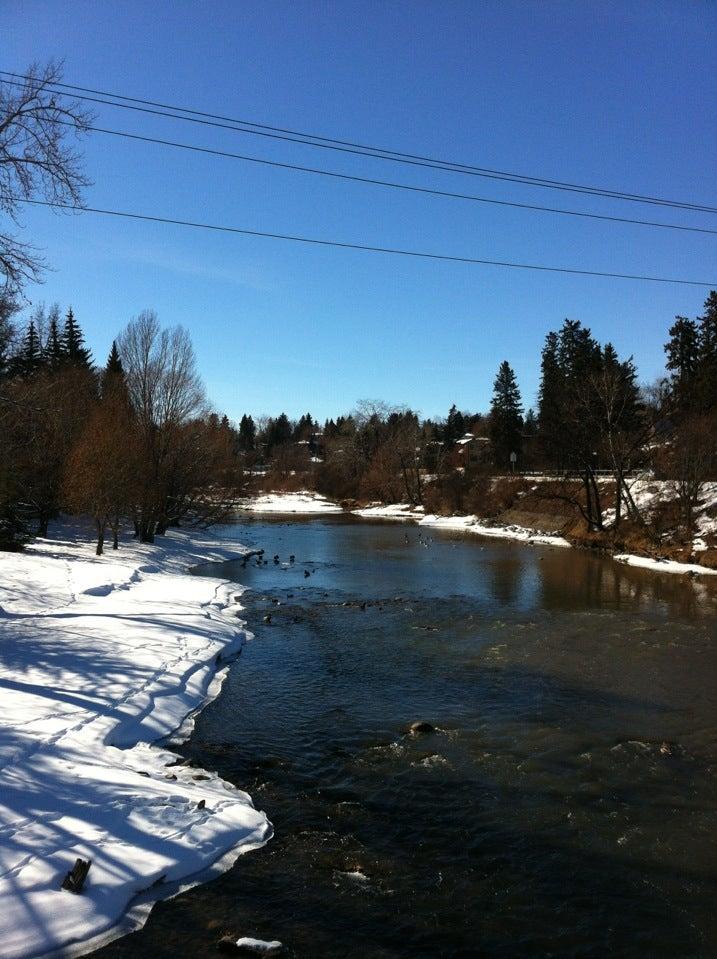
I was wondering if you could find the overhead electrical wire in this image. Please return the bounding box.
[2,70,716,215]
[10,196,716,287]
[45,118,717,236]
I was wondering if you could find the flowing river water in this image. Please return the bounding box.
[95,516,717,959]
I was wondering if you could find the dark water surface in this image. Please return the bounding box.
[96,517,717,958]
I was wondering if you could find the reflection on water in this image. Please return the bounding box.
[95,517,717,959]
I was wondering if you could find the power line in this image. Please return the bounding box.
[48,118,717,236]
[11,196,716,287]
[3,70,716,215]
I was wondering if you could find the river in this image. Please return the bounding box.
[94,515,717,959]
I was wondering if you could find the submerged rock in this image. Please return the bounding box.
[409,721,435,735]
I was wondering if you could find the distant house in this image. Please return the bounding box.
[452,433,491,469]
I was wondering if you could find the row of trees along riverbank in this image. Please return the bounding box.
[235,295,717,551]
[1,293,716,557]
[0,306,240,552]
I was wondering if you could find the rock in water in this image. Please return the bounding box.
[409,721,435,735]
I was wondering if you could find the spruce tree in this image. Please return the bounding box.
[445,404,466,444]
[664,316,699,418]
[696,291,717,413]
[105,340,124,376]
[17,321,43,375]
[238,414,256,452]
[489,360,523,467]
[101,340,126,397]
[46,307,64,369]
[62,308,93,367]
[537,331,564,467]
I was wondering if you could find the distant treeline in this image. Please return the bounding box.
[235,293,717,532]
[1,292,716,551]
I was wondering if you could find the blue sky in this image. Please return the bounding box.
[5,0,716,421]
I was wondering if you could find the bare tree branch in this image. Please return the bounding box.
[0,61,94,297]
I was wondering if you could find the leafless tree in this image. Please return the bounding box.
[117,311,210,540]
[0,61,93,297]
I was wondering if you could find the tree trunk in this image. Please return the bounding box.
[96,519,105,556]
[139,519,155,543]
[37,511,49,537]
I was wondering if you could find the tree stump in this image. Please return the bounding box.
[61,858,91,893]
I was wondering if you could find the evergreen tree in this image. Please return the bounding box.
[445,404,466,444]
[13,321,43,376]
[664,315,699,417]
[489,361,523,467]
[46,306,64,369]
[523,408,537,436]
[62,308,93,367]
[537,331,564,467]
[238,414,256,452]
[101,340,126,398]
[696,290,717,413]
[105,340,124,376]
[266,412,292,450]
[294,412,314,440]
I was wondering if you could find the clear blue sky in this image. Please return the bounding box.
[5,0,716,422]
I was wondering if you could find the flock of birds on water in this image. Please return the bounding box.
[240,530,437,578]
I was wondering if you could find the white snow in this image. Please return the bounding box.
[419,514,571,547]
[613,553,717,576]
[352,505,570,547]
[238,491,342,514]
[352,503,424,520]
[234,937,283,954]
[0,522,272,959]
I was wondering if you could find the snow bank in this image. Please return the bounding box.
[352,504,570,547]
[614,553,717,576]
[352,503,424,520]
[238,491,342,514]
[418,514,571,548]
[0,522,272,959]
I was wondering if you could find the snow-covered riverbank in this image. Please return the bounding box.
[0,523,272,959]
[351,503,571,547]
[240,492,717,576]
[237,491,343,514]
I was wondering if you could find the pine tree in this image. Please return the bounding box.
[46,305,64,369]
[664,315,699,418]
[445,404,466,444]
[105,340,124,376]
[62,308,93,367]
[489,361,523,467]
[537,331,564,467]
[101,340,126,398]
[238,414,256,452]
[266,413,292,451]
[523,408,537,436]
[15,321,43,376]
[696,291,717,413]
